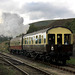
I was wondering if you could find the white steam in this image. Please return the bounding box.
[0,12,29,37]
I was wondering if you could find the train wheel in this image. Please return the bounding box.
[27,53,31,57]
[34,54,39,60]
[62,60,66,65]
[9,50,12,54]
[42,56,45,62]
[55,59,58,64]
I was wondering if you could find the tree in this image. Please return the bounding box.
[26,24,38,34]
[0,35,12,43]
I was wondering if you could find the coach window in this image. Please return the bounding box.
[44,38,46,43]
[12,42,13,45]
[48,34,55,45]
[29,37,30,44]
[33,36,35,44]
[42,35,44,44]
[19,42,20,44]
[18,42,19,45]
[44,34,46,44]
[39,35,41,44]
[15,42,16,45]
[36,36,38,44]
[18,42,20,45]
[64,34,71,45]
[17,42,18,45]
[29,37,31,44]
[57,34,62,45]
[31,37,33,44]
[25,38,26,44]
[27,38,28,44]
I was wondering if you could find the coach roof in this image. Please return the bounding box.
[23,26,73,37]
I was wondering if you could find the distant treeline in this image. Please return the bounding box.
[0,35,12,43]
[64,19,75,33]
[26,24,39,34]
[27,18,75,34]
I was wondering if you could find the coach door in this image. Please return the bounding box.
[48,34,55,51]
[57,34,62,51]
[48,34,55,45]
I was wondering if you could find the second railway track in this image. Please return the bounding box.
[0,52,51,75]
[0,52,75,75]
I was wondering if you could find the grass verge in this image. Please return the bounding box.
[67,57,75,65]
[0,63,24,75]
[0,64,15,75]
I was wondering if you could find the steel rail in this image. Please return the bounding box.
[0,52,50,75]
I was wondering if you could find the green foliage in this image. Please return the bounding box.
[0,41,10,53]
[30,20,54,27]
[64,19,75,33]
[27,18,75,34]
[0,64,23,75]
[67,57,75,65]
[0,35,12,43]
[0,64,15,75]
[27,24,39,34]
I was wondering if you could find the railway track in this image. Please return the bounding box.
[67,64,75,68]
[13,55,75,75]
[0,52,50,75]
[38,59,75,74]
[0,52,75,75]
[16,53,75,74]
[48,63,75,74]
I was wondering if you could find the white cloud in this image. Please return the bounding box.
[0,0,75,23]
[0,0,75,36]
[21,2,75,21]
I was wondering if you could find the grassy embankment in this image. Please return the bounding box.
[0,41,23,75]
[0,64,16,75]
[0,41,9,53]
[0,63,23,75]
[67,34,75,65]
[73,34,75,44]
[67,57,75,65]
[0,41,13,75]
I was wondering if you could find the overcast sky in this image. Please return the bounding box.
[0,0,75,37]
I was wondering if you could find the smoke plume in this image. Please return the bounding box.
[0,12,29,37]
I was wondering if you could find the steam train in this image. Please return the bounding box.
[9,26,73,64]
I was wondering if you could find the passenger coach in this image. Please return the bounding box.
[23,26,73,64]
[9,26,73,64]
[9,37,22,54]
